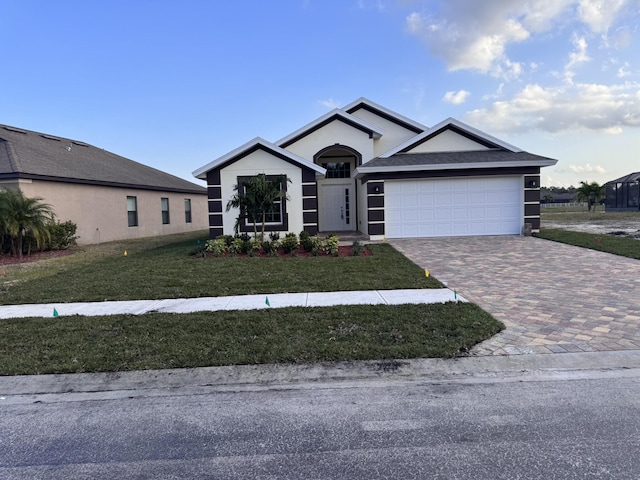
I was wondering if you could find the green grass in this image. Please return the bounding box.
[0,232,504,374]
[0,303,503,375]
[541,208,640,223]
[0,232,441,305]
[535,228,640,259]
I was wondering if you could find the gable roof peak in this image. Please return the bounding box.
[379,116,522,158]
[276,108,383,149]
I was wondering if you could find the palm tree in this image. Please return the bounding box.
[0,189,55,257]
[225,174,290,241]
[575,181,605,212]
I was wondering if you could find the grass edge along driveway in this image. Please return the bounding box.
[0,232,504,374]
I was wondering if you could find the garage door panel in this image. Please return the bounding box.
[385,177,522,238]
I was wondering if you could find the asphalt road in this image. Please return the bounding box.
[2,365,640,479]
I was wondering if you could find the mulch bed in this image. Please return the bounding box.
[0,249,76,267]
[200,245,372,258]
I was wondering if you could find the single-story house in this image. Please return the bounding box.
[193,98,558,240]
[0,124,208,244]
[605,172,640,212]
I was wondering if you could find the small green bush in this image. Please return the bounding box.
[301,234,322,253]
[352,240,363,256]
[280,232,299,254]
[205,238,227,257]
[323,234,339,256]
[229,237,247,255]
[45,220,78,251]
[217,235,233,247]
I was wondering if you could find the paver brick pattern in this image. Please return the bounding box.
[391,236,640,355]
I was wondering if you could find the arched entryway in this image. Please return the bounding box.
[314,145,361,232]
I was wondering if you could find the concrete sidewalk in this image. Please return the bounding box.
[0,288,465,319]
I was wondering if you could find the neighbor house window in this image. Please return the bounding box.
[127,196,138,227]
[322,162,351,179]
[236,175,288,232]
[184,198,192,223]
[161,197,170,224]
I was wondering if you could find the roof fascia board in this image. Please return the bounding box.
[353,158,557,178]
[342,97,427,134]
[276,110,383,149]
[193,137,326,179]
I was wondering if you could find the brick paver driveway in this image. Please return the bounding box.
[391,236,640,355]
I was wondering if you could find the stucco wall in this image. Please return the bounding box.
[218,150,305,236]
[408,130,490,153]
[347,108,420,158]
[284,121,375,164]
[14,179,208,245]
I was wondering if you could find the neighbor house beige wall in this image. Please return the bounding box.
[12,179,208,245]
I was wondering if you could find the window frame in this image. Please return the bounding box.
[236,175,288,233]
[161,197,170,225]
[127,196,138,227]
[184,198,192,223]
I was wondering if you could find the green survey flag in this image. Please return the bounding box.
[53,308,59,317]
[265,296,270,307]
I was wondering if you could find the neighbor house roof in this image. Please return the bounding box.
[354,150,557,177]
[192,137,327,180]
[0,124,206,194]
[606,172,640,184]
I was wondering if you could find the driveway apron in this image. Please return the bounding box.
[391,236,640,355]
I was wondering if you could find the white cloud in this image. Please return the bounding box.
[405,0,631,78]
[569,163,606,174]
[443,90,470,104]
[578,0,628,33]
[618,63,631,78]
[318,98,341,109]
[564,33,590,84]
[465,81,640,134]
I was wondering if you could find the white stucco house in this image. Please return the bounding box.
[193,98,557,240]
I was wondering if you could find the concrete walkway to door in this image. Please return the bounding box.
[391,236,640,355]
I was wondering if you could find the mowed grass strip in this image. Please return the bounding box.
[535,228,640,259]
[0,234,442,305]
[0,303,503,375]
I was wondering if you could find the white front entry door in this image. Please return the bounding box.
[321,184,353,232]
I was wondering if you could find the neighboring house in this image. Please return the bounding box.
[193,98,558,240]
[0,124,208,244]
[605,172,640,212]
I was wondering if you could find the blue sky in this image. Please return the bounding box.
[2,0,639,187]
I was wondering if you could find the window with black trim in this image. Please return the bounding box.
[161,197,170,224]
[322,162,351,179]
[127,196,138,227]
[184,198,192,223]
[237,175,288,232]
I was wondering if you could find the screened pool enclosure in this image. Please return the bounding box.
[605,172,640,212]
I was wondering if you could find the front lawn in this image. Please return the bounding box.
[0,232,505,375]
[0,303,503,375]
[0,233,441,304]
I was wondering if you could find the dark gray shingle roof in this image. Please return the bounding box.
[366,149,557,168]
[0,124,206,194]
[607,172,640,184]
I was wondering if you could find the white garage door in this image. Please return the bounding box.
[385,177,522,238]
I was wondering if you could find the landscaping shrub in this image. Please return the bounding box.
[323,234,339,256]
[205,238,227,257]
[300,231,322,253]
[45,220,78,250]
[352,240,363,256]
[280,232,299,254]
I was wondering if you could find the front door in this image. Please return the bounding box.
[321,184,353,232]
